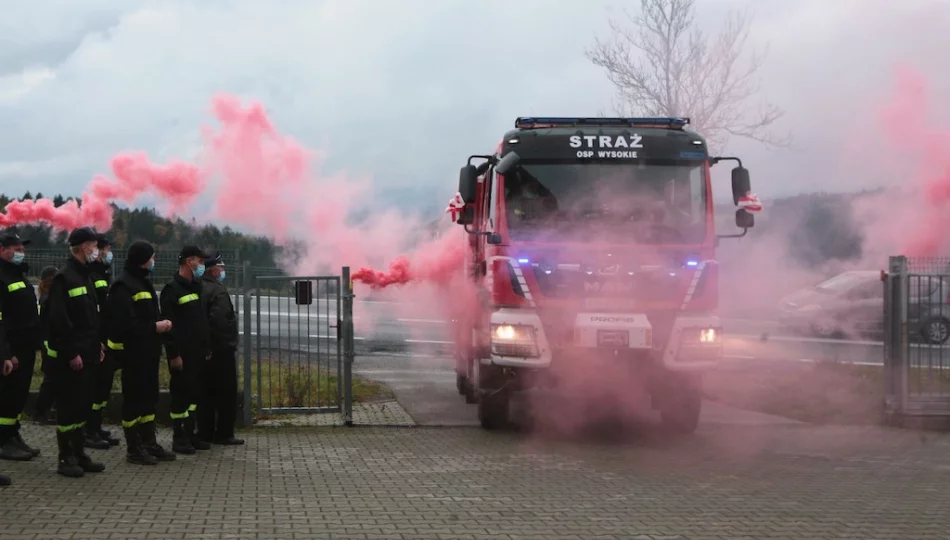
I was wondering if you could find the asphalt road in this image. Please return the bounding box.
[226,294,948,367]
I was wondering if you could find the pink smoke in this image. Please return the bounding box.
[878,65,950,257]
[352,232,466,289]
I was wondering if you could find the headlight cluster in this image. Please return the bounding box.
[491,324,539,358]
[680,327,722,347]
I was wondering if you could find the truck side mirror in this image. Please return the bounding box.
[495,151,521,176]
[458,165,478,204]
[735,208,754,229]
[455,205,474,226]
[731,166,751,205]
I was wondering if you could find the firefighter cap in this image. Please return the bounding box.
[204,251,224,267]
[67,227,97,247]
[0,233,31,247]
[178,244,207,265]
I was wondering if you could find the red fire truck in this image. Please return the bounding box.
[450,117,758,432]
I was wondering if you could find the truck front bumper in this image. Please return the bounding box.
[487,309,722,371]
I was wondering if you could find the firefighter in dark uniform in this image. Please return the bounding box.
[31,266,59,424]
[1,321,12,485]
[86,234,119,448]
[44,227,107,478]
[107,241,176,465]
[0,233,43,462]
[197,252,244,446]
[160,245,212,455]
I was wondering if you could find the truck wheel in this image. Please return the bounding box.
[659,374,702,434]
[475,361,509,429]
[478,390,510,430]
[459,359,477,403]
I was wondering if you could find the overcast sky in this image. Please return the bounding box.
[1,0,948,214]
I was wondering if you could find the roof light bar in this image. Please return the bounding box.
[515,117,690,129]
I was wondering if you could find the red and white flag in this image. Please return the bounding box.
[738,192,763,213]
[445,192,466,222]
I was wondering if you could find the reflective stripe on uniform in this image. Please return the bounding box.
[94,280,108,288]
[122,414,156,428]
[169,411,189,419]
[132,291,153,301]
[7,281,26,292]
[57,422,85,433]
[44,340,58,358]
[188,404,197,412]
[68,286,87,297]
[178,293,199,304]
[107,339,124,351]
[91,401,108,411]
[0,417,16,426]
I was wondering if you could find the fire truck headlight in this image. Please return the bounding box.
[680,327,722,347]
[491,324,539,358]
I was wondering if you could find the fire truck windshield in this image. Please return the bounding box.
[503,161,707,244]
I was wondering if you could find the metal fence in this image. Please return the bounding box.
[240,266,354,425]
[883,256,950,418]
[23,247,243,285]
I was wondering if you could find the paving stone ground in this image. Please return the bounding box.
[2,418,950,540]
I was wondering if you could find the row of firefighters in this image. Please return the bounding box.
[0,227,242,485]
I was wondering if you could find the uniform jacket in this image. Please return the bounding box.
[106,264,162,360]
[44,257,100,361]
[160,273,211,360]
[0,258,41,351]
[88,260,112,344]
[201,274,238,352]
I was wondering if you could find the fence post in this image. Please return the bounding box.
[892,256,910,415]
[342,266,354,426]
[242,259,253,427]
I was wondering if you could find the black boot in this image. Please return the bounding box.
[72,430,105,473]
[123,427,157,466]
[12,424,41,457]
[171,419,196,455]
[56,431,84,478]
[139,422,176,462]
[85,411,114,449]
[184,416,211,451]
[213,436,245,446]
[0,472,10,486]
[0,429,33,462]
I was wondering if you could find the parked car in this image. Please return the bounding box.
[777,270,950,344]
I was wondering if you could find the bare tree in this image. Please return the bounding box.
[587,0,788,152]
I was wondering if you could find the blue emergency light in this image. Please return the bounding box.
[515,117,690,129]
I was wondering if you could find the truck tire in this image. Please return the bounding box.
[478,390,510,430]
[475,360,509,429]
[659,374,702,434]
[463,360,478,404]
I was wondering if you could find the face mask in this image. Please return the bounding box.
[194,263,205,278]
[11,252,25,265]
[87,248,100,263]
[148,260,155,271]
[104,251,113,265]
[217,270,226,283]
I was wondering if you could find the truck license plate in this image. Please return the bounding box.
[597,330,629,348]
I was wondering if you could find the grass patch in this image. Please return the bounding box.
[705,359,950,425]
[26,350,393,410]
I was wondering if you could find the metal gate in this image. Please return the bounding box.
[241,266,354,425]
[883,256,950,417]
